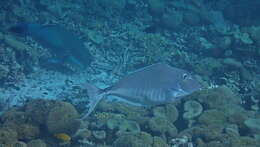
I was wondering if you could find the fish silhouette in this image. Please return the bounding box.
[81,63,201,119]
[9,23,93,68]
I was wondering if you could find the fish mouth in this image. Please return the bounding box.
[169,86,189,98]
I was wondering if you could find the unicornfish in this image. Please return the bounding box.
[82,63,201,119]
[9,23,93,68]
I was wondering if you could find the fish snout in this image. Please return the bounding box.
[179,75,202,93]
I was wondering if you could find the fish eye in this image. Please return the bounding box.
[182,73,188,80]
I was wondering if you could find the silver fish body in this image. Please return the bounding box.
[81,63,201,119]
[105,63,201,105]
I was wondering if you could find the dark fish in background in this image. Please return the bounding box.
[9,23,93,68]
[82,63,201,119]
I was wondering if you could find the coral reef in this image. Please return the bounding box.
[27,139,47,147]
[148,116,178,138]
[183,100,203,120]
[0,128,18,145]
[113,132,153,147]
[0,100,80,146]
[106,117,140,133]
[46,101,80,134]
[152,104,179,123]
[244,118,260,135]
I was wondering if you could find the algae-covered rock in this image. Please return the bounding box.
[103,102,148,123]
[1,108,28,124]
[73,128,92,139]
[2,110,39,140]
[222,58,243,69]
[193,86,241,109]
[183,100,203,120]
[0,128,18,144]
[13,141,27,147]
[107,118,121,130]
[224,124,240,137]
[46,101,80,134]
[107,117,140,133]
[179,124,224,142]
[237,136,260,147]
[244,118,260,134]
[119,120,140,133]
[152,104,179,123]
[114,132,153,147]
[152,136,169,147]
[93,130,106,140]
[219,135,260,147]
[16,124,40,140]
[196,138,206,147]
[148,116,178,137]
[226,105,251,127]
[27,139,47,147]
[198,109,227,126]
[2,100,81,141]
[134,131,154,145]
[206,141,222,147]
[24,99,57,125]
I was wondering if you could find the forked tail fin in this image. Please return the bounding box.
[81,83,104,120]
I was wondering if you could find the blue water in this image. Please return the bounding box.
[0,0,260,146]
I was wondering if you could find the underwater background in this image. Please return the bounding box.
[0,0,260,146]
